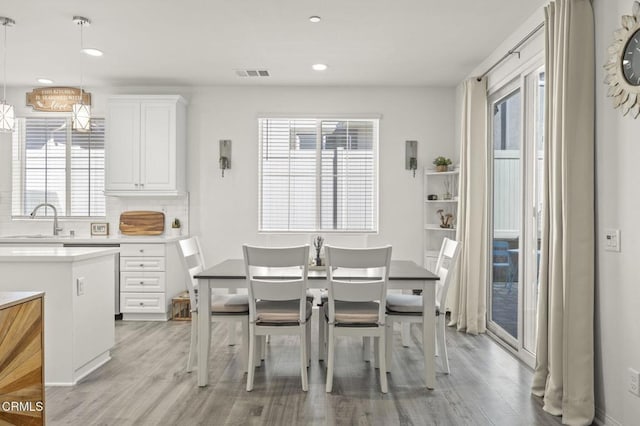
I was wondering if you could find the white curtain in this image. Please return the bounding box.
[450,78,488,335]
[532,1,595,424]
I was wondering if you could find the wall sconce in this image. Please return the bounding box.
[219,139,231,177]
[405,140,418,177]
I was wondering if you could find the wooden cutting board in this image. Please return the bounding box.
[119,211,165,235]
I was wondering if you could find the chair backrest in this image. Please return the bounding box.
[325,245,392,325]
[177,236,206,310]
[242,244,310,324]
[492,240,510,263]
[434,238,461,309]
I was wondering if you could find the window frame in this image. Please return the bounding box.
[257,116,380,234]
[11,116,106,219]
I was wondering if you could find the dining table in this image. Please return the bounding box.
[194,259,439,388]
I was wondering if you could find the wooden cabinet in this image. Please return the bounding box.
[120,242,185,321]
[105,95,187,196]
[0,292,44,425]
[423,170,459,272]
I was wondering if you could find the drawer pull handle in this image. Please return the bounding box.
[139,264,144,267]
[139,302,144,306]
[139,249,144,253]
[139,281,144,285]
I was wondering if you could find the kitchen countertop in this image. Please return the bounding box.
[0,291,44,310]
[0,246,120,262]
[0,235,185,244]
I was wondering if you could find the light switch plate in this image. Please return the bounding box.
[77,277,85,296]
[604,229,621,252]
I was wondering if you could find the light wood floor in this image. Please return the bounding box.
[46,314,562,425]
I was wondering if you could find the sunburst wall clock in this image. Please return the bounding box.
[605,1,640,118]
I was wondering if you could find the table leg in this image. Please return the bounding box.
[197,278,211,386]
[423,282,436,389]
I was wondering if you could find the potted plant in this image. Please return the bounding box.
[433,156,452,172]
[170,218,181,236]
[436,209,454,229]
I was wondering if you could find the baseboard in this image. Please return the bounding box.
[595,406,622,426]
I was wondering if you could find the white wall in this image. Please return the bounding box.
[185,86,455,265]
[594,1,640,425]
[0,85,455,261]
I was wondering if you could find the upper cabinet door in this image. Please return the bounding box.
[105,100,141,191]
[105,95,186,196]
[140,102,176,191]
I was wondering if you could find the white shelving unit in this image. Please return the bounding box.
[424,169,459,272]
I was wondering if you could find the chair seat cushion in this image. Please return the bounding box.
[256,300,313,325]
[385,293,440,315]
[210,294,249,314]
[325,301,381,325]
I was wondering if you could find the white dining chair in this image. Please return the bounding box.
[323,245,392,393]
[243,244,312,391]
[385,237,460,377]
[178,236,250,373]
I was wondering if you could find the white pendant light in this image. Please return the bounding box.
[0,17,15,133]
[72,16,91,132]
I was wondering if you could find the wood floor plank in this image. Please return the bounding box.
[44,314,563,425]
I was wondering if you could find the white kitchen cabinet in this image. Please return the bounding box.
[120,241,185,321]
[424,169,459,271]
[105,95,187,196]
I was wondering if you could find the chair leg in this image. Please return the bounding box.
[228,322,236,346]
[401,323,410,347]
[246,325,256,391]
[300,325,309,391]
[436,316,450,374]
[362,337,371,362]
[260,335,266,361]
[306,321,311,367]
[378,331,388,393]
[385,322,393,375]
[255,337,263,367]
[186,312,198,372]
[373,337,380,368]
[326,325,335,393]
[241,319,249,373]
[318,309,325,362]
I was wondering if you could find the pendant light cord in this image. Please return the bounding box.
[2,21,7,102]
[79,21,84,103]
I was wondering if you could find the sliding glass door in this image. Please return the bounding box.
[488,64,544,366]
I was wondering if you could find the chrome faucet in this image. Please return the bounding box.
[30,203,63,236]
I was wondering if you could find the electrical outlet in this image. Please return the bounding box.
[628,368,640,396]
[76,278,85,296]
[604,229,621,252]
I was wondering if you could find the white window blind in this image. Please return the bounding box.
[11,117,105,217]
[259,118,378,232]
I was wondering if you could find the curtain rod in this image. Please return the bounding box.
[476,22,545,81]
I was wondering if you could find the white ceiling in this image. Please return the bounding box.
[1,0,546,88]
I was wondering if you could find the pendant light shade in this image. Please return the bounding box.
[72,101,91,132]
[72,16,91,132]
[0,17,15,133]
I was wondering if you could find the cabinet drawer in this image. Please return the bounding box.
[121,293,166,313]
[120,244,165,257]
[121,272,166,292]
[120,257,165,272]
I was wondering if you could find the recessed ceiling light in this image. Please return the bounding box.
[37,78,53,84]
[309,16,321,23]
[81,47,103,57]
[312,63,328,71]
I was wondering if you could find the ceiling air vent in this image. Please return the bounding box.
[235,69,270,77]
